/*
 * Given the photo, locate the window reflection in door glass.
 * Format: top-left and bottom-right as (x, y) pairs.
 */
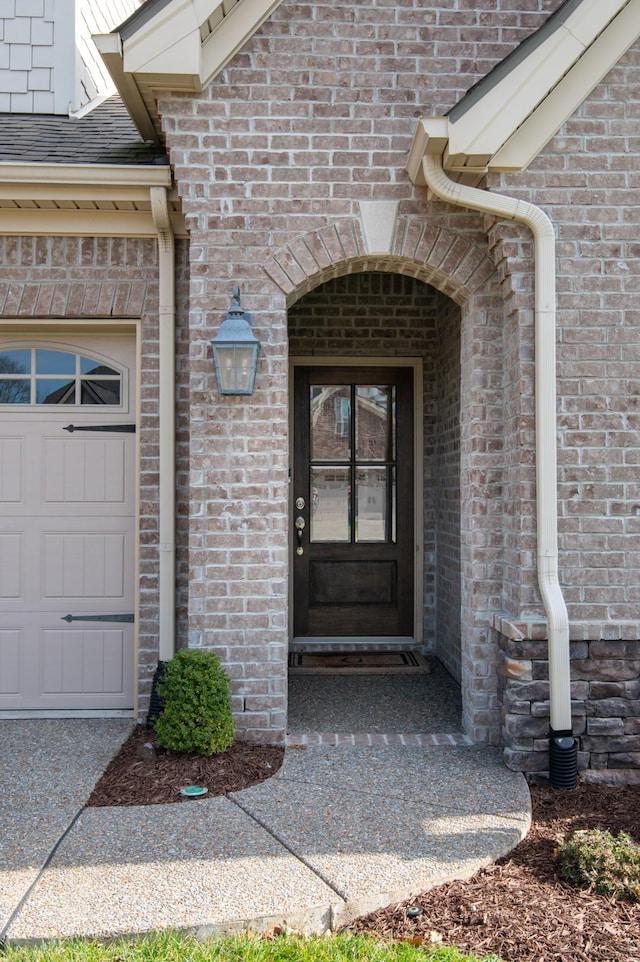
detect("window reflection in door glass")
(80, 356), (118, 376)
(310, 467), (350, 542)
(310, 386), (351, 461)
(81, 380), (121, 405)
(356, 386), (391, 461)
(0, 350), (31, 375)
(37, 379), (76, 404)
(0, 347), (123, 406)
(355, 466), (396, 542)
(0, 379), (30, 403)
(36, 349), (76, 375)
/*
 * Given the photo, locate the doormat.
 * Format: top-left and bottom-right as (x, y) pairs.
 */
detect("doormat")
(288, 651), (432, 674)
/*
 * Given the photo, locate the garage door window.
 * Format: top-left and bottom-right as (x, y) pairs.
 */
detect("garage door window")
(0, 348), (123, 406)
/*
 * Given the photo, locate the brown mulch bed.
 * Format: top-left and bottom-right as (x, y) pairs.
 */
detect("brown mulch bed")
(349, 780), (640, 962)
(86, 725), (284, 806)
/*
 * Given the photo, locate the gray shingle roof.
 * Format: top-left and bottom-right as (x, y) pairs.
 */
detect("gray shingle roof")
(0, 97), (167, 166)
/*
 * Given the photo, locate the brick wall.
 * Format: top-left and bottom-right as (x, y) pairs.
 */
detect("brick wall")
(159, 0), (640, 758)
(434, 296), (461, 682)
(161, 0), (559, 745)
(487, 38), (640, 778)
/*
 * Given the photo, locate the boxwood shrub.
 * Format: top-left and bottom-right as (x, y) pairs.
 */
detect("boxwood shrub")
(154, 649), (235, 756)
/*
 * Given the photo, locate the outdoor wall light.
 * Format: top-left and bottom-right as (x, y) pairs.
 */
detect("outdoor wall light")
(211, 286), (261, 395)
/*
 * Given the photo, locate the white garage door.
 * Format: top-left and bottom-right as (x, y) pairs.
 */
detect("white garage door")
(0, 334), (136, 711)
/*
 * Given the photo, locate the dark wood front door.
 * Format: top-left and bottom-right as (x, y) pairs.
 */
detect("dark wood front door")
(293, 366), (414, 637)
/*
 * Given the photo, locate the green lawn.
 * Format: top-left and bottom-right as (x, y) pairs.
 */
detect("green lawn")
(2, 932), (502, 962)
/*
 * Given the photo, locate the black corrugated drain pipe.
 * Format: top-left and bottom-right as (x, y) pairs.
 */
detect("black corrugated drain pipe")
(146, 660), (168, 729)
(549, 728), (578, 789)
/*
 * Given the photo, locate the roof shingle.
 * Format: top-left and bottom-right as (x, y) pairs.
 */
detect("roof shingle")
(0, 97), (167, 166)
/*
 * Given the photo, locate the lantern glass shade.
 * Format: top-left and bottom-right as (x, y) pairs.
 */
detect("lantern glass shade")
(211, 288), (261, 395)
(213, 341), (260, 395)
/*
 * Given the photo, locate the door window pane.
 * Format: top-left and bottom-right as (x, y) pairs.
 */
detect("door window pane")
(80, 356), (118, 376)
(0, 379), (31, 403)
(356, 386), (391, 461)
(356, 467), (395, 542)
(81, 380), (121, 405)
(37, 379), (76, 404)
(0, 350), (31, 375)
(311, 386), (351, 461)
(36, 349), (76, 375)
(0, 347), (123, 406)
(310, 467), (350, 542)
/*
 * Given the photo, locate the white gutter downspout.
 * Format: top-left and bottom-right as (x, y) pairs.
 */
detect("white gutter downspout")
(423, 153), (576, 785)
(150, 186), (176, 664)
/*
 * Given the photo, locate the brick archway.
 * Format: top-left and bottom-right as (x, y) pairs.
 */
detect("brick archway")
(263, 216), (496, 305)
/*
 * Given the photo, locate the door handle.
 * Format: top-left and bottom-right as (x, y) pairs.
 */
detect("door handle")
(295, 515), (306, 555)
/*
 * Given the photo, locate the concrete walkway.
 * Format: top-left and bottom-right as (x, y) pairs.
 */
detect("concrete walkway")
(0, 719), (531, 945)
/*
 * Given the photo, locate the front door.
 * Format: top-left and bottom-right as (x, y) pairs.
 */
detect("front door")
(293, 366), (414, 638)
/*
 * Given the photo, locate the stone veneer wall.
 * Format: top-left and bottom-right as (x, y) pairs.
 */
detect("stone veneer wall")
(497, 618), (640, 785)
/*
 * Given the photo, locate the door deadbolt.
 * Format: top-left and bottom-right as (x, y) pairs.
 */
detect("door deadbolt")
(295, 496), (305, 509)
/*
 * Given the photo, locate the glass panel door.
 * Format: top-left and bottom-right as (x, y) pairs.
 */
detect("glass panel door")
(294, 366), (413, 638)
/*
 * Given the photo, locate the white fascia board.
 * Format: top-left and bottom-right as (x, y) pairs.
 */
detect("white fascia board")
(121, 0), (201, 74)
(123, 21), (202, 87)
(200, 0), (285, 87)
(0, 163), (172, 189)
(94, 33), (162, 143)
(0, 208), (187, 237)
(447, 0), (631, 164)
(121, 0), (284, 90)
(492, 0), (640, 171)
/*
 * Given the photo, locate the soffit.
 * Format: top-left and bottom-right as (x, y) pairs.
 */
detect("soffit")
(0, 163), (186, 237)
(95, 0), (284, 142)
(407, 0), (640, 184)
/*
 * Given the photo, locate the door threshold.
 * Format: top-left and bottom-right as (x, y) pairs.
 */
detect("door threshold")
(291, 636), (416, 649)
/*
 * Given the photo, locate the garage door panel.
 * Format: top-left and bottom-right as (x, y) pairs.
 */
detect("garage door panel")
(43, 438), (128, 505)
(0, 629), (21, 694)
(0, 534), (23, 599)
(0, 438), (23, 502)
(0, 333), (136, 712)
(40, 628), (130, 697)
(42, 532), (127, 601)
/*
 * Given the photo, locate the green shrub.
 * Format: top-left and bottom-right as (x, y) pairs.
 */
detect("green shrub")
(154, 649), (235, 756)
(557, 827), (640, 902)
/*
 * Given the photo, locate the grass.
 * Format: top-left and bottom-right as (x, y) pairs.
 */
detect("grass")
(1, 932), (503, 962)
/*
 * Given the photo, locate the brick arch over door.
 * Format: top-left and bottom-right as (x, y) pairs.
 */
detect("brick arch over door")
(262, 216), (497, 307)
(271, 219), (510, 744)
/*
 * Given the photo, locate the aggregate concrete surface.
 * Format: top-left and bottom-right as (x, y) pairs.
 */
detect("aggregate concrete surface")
(0, 719), (531, 944)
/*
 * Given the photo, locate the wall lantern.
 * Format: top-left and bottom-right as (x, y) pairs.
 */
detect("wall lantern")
(211, 286), (261, 395)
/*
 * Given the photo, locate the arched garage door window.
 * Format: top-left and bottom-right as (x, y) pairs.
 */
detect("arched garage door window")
(0, 347), (124, 407)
